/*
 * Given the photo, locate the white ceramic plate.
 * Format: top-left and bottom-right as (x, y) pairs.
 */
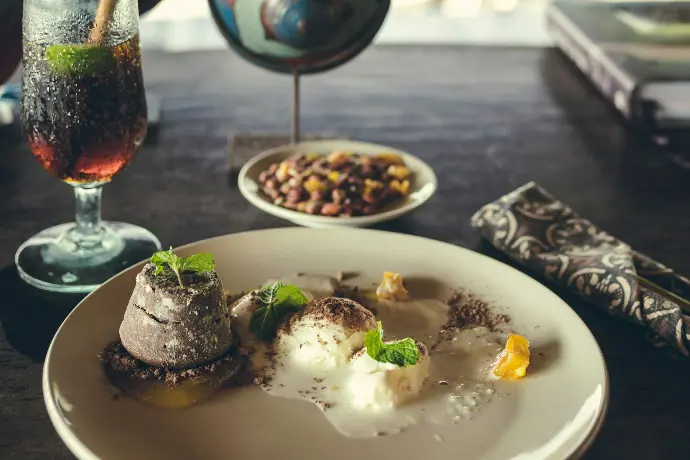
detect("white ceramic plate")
(237, 140), (438, 228)
(43, 228), (608, 460)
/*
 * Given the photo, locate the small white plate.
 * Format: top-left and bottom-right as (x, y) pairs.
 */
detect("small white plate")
(237, 140), (438, 228)
(44, 228), (608, 460)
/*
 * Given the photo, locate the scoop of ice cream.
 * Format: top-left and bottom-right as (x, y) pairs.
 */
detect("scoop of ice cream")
(276, 297), (377, 370)
(347, 342), (429, 411)
(119, 263), (233, 369)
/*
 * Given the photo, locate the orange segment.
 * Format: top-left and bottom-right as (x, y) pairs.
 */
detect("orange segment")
(376, 271), (408, 301)
(492, 333), (530, 380)
(138, 379), (216, 408)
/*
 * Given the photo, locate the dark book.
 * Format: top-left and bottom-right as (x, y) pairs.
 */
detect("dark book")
(546, 0), (690, 131)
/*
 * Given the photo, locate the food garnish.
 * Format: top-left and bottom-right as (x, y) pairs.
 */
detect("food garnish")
(250, 282), (308, 341)
(492, 333), (530, 380)
(376, 272), (408, 301)
(364, 321), (420, 367)
(45, 44), (116, 77)
(150, 247), (215, 288)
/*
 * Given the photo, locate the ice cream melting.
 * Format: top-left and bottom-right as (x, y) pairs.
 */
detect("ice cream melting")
(229, 274), (507, 438)
(276, 297), (377, 370)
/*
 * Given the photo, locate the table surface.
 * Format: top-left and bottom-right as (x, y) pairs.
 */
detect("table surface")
(2, 46), (690, 460)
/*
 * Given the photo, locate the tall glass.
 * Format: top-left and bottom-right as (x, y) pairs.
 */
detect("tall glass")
(16, 0), (161, 293)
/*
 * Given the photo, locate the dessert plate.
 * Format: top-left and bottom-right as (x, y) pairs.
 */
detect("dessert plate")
(43, 228), (608, 460)
(237, 140), (437, 228)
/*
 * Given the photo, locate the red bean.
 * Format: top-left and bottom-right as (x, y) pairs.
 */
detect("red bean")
(332, 189), (347, 204)
(286, 189), (303, 203)
(321, 203), (342, 216)
(265, 179), (279, 190)
(305, 201), (323, 215)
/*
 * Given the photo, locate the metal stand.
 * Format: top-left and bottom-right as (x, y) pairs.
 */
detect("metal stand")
(225, 72), (346, 172)
(291, 71), (300, 144)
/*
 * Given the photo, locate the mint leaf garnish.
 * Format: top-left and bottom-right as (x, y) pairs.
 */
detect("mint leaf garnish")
(364, 321), (420, 367)
(150, 248), (177, 276)
(250, 282), (308, 341)
(150, 247), (215, 288)
(45, 44), (116, 77)
(256, 281), (284, 306)
(180, 253), (215, 274)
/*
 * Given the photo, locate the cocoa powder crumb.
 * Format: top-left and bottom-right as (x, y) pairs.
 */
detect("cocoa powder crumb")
(443, 290), (509, 332)
(99, 340), (244, 388)
(333, 285), (377, 315)
(280, 297), (376, 336)
(318, 401), (333, 410)
(225, 291), (247, 306)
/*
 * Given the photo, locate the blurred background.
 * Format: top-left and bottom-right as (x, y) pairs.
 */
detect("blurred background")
(139, 0), (550, 50)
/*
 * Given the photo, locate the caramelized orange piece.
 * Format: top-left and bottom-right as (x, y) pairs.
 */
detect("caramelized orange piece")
(376, 272), (408, 301)
(492, 334), (530, 380)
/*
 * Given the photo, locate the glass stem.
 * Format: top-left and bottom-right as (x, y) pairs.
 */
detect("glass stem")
(74, 187), (103, 239)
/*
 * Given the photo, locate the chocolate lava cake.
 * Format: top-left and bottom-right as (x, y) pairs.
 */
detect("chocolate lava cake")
(101, 263), (244, 391)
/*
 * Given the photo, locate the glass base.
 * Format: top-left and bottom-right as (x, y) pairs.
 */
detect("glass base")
(15, 221), (161, 294)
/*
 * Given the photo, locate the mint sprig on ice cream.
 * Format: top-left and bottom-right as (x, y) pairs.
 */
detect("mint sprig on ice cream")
(250, 282), (308, 341)
(364, 321), (420, 367)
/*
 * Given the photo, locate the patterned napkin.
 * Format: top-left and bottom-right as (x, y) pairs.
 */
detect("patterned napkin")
(471, 181), (690, 356)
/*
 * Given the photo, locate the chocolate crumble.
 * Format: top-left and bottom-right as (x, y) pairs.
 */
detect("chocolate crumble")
(99, 340), (245, 388)
(333, 285), (377, 315)
(279, 297), (376, 335)
(443, 290), (509, 331)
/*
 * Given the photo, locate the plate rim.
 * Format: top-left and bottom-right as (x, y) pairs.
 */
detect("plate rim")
(237, 139), (438, 226)
(43, 227), (609, 460)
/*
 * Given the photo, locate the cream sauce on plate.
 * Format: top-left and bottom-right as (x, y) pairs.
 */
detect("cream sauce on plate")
(230, 275), (508, 438)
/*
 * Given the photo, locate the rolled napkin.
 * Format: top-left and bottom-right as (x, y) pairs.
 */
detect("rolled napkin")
(471, 181), (690, 356)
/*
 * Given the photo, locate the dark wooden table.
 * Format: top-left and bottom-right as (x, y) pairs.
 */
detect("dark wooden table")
(1, 46), (689, 459)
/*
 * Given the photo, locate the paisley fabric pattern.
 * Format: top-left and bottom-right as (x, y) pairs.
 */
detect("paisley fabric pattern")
(471, 181), (690, 356)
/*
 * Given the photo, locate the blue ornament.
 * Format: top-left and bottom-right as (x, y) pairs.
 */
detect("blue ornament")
(209, 0), (390, 75)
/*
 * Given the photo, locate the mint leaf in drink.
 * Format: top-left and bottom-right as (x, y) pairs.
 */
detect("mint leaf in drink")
(45, 44), (116, 77)
(364, 321), (420, 367)
(250, 282), (308, 341)
(150, 247), (216, 288)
